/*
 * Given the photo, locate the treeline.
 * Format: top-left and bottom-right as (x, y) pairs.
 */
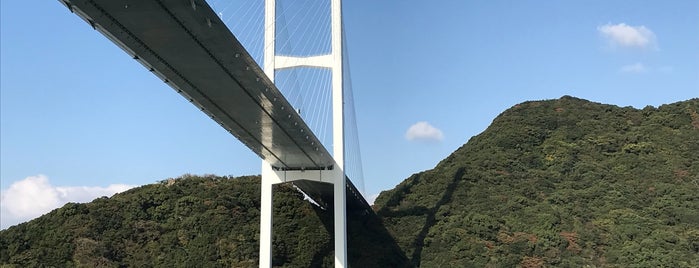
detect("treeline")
(2, 96), (698, 267)
(374, 96), (699, 267)
(0, 175), (408, 267)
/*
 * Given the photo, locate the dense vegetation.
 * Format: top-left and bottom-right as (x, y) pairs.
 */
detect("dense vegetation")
(2, 96), (697, 267)
(374, 96), (699, 267)
(0, 175), (407, 267)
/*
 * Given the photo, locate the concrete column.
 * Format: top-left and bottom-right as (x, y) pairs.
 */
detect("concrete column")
(260, 1), (275, 266)
(259, 171), (273, 268)
(263, 0), (275, 81)
(330, 0), (347, 266)
(261, 0), (347, 266)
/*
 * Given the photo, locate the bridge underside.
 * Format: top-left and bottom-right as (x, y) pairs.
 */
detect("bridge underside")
(60, 0), (368, 210)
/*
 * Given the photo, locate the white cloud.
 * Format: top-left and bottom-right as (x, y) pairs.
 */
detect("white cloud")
(405, 121), (444, 142)
(620, 63), (648, 73)
(598, 23), (656, 49)
(1, 175), (136, 229)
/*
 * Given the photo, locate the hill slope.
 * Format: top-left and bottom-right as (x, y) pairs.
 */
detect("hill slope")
(2, 96), (698, 267)
(374, 96), (699, 267)
(0, 175), (407, 267)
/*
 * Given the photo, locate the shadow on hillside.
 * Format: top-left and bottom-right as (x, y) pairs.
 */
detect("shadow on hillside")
(377, 168), (465, 267)
(409, 168), (464, 266)
(313, 205), (412, 267)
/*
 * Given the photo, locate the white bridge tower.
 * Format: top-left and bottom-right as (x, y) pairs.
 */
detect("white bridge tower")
(259, 0), (347, 267)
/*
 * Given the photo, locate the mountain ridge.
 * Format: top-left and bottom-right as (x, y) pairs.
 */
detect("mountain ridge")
(374, 96), (699, 266)
(2, 96), (698, 267)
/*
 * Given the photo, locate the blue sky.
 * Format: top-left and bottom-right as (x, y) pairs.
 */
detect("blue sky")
(1, 0), (698, 228)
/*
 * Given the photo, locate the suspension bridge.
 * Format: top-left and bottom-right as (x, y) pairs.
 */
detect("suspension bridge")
(59, 0), (368, 267)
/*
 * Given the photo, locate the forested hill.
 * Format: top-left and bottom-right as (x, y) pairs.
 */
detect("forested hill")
(2, 96), (698, 267)
(0, 175), (408, 267)
(373, 96), (699, 267)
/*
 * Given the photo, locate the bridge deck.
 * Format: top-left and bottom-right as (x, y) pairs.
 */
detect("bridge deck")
(60, 0), (369, 210)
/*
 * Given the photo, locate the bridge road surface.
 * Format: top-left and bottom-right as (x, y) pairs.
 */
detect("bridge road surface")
(59, 0), (369, 211)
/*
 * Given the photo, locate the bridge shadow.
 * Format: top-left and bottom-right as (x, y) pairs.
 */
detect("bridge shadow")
(312, 205), (412, 267)
(376, 167), (465, 267)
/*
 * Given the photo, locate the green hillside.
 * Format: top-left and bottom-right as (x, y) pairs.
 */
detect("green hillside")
(2, 96), (698, 267)
(374, 96), (699, 267)
(0, 175), (407, 267)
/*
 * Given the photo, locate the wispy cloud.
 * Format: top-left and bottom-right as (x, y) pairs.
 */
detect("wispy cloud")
(406, 121), (444, 142)
(598, 23), (657, 49)
(0, 175), (136, 229)
(620, 63), (648, 73)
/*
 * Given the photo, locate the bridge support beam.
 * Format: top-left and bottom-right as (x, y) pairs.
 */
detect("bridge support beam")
(332, 171), (347, 268)
(259, 164), (345, 267)
(262, 0), (345, 267)
(259, 168), (274, 268)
